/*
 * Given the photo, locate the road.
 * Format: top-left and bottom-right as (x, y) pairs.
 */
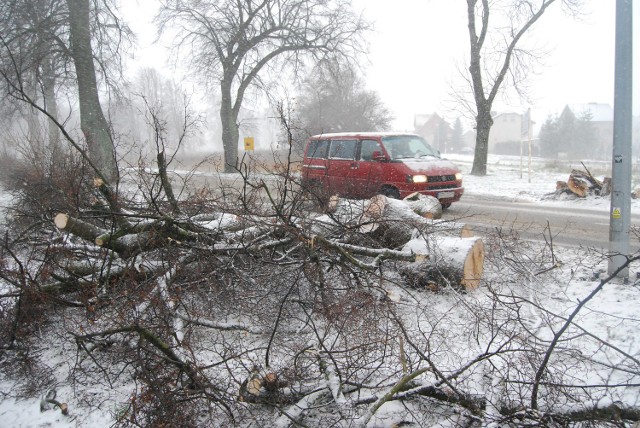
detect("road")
(444, 195), (640, 252)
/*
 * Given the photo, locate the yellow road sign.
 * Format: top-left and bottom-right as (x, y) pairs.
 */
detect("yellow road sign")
(244, 137), (255, 151)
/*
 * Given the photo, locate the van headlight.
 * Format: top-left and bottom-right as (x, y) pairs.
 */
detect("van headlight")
(455, 172), (463, 181)
(408, 175), (428, 183)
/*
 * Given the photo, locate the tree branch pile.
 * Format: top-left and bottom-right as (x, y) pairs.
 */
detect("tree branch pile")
(2, 0), (638, 424)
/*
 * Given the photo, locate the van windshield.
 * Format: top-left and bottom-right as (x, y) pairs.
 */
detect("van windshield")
(382, 135), (440, 160)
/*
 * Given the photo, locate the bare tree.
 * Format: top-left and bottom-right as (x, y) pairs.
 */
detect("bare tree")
(156, 0), (370, 173)
(0, 0), (68, 161)
(0, 0), (132, 184)
(66, 0), (118, 183)
(464, 0), (583, 176)
(296, 59), (394, 142)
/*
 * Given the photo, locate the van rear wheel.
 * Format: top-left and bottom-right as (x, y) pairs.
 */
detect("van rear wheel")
(380, 186), (400, 200)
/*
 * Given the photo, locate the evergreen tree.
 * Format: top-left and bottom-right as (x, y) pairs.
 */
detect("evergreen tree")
(450, 118), (464, 152)
(539, 106), (598, 159)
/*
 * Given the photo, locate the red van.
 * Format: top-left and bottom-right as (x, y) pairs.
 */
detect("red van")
(301, 132), (464, 207)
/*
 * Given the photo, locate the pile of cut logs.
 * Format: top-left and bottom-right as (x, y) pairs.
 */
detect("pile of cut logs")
(554, 164), (611, 198)
(318, 193), (484, 290)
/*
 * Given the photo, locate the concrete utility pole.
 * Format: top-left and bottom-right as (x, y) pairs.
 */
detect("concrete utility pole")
(608, 0), (633, 278)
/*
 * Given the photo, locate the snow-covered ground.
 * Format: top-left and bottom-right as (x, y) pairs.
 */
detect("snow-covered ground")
(446, 153), (640, 212)
(1, 154), (639, 427)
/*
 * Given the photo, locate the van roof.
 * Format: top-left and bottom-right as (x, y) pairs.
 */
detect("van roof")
(310, 132), (419, 139)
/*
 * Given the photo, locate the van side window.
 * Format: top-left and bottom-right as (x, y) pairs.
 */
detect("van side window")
(307, 139), (330, 159)
(360, 139), (381, 161)
(329, 139), (357, 159)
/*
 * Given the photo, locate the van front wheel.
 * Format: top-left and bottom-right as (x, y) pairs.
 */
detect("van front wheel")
(380, 186), (400, 200)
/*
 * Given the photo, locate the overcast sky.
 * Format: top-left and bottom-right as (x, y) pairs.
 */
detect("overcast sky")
(354, 0), (638, 130)
(124, 0), (638, 132)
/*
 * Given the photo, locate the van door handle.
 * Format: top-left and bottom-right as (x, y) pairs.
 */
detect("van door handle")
(350, 162), (359, 169)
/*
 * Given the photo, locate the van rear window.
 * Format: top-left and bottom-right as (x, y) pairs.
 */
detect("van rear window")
(306, 139), (330, 159)
(329, 139), (357, 159)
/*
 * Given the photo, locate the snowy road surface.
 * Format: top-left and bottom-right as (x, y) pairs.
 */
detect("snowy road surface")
(446, 194), (640, 251)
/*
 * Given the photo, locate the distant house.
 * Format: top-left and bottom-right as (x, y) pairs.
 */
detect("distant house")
(567, 103), (613, 159)
(413, 113), (452, 153)
(488, 111), (527, 154)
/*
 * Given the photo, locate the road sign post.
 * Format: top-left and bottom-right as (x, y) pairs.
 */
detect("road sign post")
(608, 0), (633, 278)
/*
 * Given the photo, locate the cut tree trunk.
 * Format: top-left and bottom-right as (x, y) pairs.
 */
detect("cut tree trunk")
(357, 195), (429, 247)
(567, 175), (589, 197)
(310, 195), (483, 289)
(402, 193), (443, 219)
(420, 219), (474, 238)
(328, 194), (442, 221)
(313, 195), (473, 246)
(318, 196), (427, 245)
(55, 213), (164, 258)
(326, 196), (371, 224)
(360, 195), (468, 247)
(565, 167), (610, 198)
(400, 236), (485, 290)
(55, 213), (107, 244)
(361, 194), (433, 228)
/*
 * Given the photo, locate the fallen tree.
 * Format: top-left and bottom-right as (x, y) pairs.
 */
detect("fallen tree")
(5, 80), (638, 427)
(6, 153), (640, 426)
(401, 235), (485, 290)
(53, 191), (483, 291)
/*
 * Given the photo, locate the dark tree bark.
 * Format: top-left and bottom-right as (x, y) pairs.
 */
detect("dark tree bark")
(220, 76), (240, 172)
(66, 0), (118, 184)
(0, 0), (131, 176)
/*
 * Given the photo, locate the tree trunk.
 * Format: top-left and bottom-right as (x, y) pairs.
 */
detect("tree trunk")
(471, 106), (492, 176)
(308, 196), (483, 289)
(402, 193), (443, 219)
(220, 78), (239, 173)
(42, 57), (61, 156)
(567, 175), (588, 197)
(67, 0), (118, 184)
(400, 236), (485, 290)
(318, 195), (469, 243)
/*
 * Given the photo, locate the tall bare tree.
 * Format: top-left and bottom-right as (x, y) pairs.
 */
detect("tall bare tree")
(156, 0), (370, 173)
(0, 0), (67, 158)
(0, 0), (131, 184)
(66, 0), (117, 183)
(464, 0), (582, 176)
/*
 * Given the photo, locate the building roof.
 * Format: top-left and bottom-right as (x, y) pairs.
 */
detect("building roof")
(414, 113), (444, 129)
(568, 103), (613, 122)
